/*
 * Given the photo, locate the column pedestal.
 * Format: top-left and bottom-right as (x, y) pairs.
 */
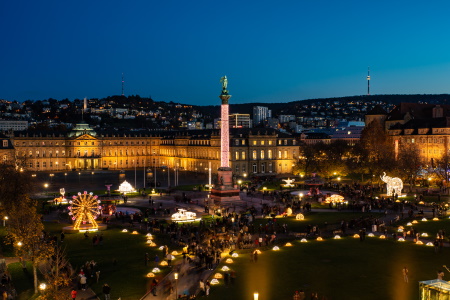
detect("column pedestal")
(210, 167), (240, 203)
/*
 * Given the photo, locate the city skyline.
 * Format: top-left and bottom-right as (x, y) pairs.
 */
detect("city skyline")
(2, 1), (450, 104)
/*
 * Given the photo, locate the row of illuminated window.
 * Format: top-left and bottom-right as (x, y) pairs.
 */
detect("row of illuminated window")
(235, 139), (296, 146)
(235, 150), (293, 160)
(422, 149), (445, 154)
(22, 148), (160, 158)
(406, 138), (448, 144)
(27, 158), (158, 169)
(233, 162), (290, 173)
(14, 140), (156, 147)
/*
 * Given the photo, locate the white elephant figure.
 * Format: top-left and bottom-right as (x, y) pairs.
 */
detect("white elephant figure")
(380, 172), (403, 196)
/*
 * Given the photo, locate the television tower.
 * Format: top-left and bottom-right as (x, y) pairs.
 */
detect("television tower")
(121, 73), (125, 96)
(367, 67), (370, 96)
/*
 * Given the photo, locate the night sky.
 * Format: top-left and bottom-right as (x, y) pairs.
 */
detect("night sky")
(2, 0), (450, 105)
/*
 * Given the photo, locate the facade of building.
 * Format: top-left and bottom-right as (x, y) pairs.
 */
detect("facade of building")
(229, 114), (251, 128)
(253, 106), (271, 125)
(0, 120), (29, 131)
(4, 126), (298, 176)
(367, 103), (450, 164)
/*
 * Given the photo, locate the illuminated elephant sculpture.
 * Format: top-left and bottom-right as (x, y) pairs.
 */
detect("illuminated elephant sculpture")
(380, 172), (403, 196)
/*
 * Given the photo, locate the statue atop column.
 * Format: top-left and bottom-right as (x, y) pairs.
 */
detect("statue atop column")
(220, 76), (228, 93)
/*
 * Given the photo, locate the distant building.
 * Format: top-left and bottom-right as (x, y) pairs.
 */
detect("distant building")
(331, 126), (364, 145)
(253, 106), (271, 125)
(229, 114), (251, 128)
(278, 115), (295, 123)
(264, 118), (279, 129)
(0, 120), (28, 132)
(187, 121), (204, 130)
(5, 126), (298, 175)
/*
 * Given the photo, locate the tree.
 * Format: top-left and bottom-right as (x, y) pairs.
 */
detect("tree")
(293, 143), (322, 176)
(7, 196), (54, 293)
(39, 246), (74, 300)
(397, 143), (422, 192)
(0, 160), (34, 216)
(359, 119), (396, 177)
(434, 153), (450, 194)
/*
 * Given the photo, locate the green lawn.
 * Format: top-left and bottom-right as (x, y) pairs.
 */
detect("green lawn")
(210, 238), (447, 300)
(7, 262), (36, 300)
(253, 212), (384, 232)
(397, 217), (450, 239)
(7, 221), (181, 300)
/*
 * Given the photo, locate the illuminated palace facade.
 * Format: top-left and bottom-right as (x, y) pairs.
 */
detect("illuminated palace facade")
(0, 124), (298, 176)
(366, 103), (450, 164)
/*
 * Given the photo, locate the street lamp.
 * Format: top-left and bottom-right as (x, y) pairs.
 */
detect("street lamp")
(174, 273), (178, 299)
(39, 283), (47, 292)
(17, 241), (23, 247)
(78, 172), (81, 183)
(44, 183), (49, 196)
(254, 292), (259, 300)
(3, 216), (8, 227)
(49, 173), (54, 183)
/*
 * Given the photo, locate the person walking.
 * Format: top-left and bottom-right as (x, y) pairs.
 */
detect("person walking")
(80, 275), (87, 291)
(402, 267), (408, 283)
(102, 283), (111, 300)
(199, 279), (205, 296)
(205, 280), (210, 297)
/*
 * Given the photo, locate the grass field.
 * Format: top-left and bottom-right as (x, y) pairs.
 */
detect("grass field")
(209, 237), (448, 300)
(6, 210), (450, 300)
(9, 222), (180, 300)
(252, 212), (384, 233)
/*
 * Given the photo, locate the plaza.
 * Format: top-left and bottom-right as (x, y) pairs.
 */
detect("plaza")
(4, 169), (450, 300)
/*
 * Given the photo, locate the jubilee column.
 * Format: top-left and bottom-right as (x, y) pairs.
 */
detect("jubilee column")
(210, 76), (240, 203)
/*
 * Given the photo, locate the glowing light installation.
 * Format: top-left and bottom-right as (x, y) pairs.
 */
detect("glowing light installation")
(380, 172), (403, 196)
(171, 209), (197, 222)
(118, 180), (135, 193)
(68, 191), (101, 230)
(282, 178), (295, 188)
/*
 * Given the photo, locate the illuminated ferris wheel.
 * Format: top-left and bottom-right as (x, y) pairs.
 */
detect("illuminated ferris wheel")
(68, 191), (101, 230)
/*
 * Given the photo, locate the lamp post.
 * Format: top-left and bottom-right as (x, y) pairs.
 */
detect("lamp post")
(43, 183), (49, 196)
(78, 172), (81, 183)
(39, 283), (47, 293)
(3, 216), (8, 227)
(174, 273), (178, 299)
(49, 173), (54, 183)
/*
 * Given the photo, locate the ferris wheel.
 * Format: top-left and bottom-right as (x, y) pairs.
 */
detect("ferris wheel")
(68, 191), (101, 230)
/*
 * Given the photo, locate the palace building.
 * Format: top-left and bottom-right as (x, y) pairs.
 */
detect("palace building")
(0, 124), (298, 176)
(366, 103), (450, 164)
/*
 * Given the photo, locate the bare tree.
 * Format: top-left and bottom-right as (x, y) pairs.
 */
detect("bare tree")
(397, 143), (422, 192)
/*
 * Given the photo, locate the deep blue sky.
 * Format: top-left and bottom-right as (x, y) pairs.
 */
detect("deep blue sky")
(2, 1), (450, 105)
